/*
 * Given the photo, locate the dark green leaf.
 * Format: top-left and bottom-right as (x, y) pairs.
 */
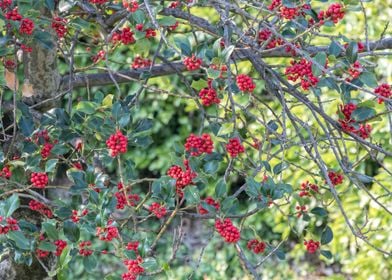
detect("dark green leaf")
(215, 179), (226, 197)
(38, 242), (56, 252)
(351, 107), (376, 122)
(5, 194), (20, 217)
(310, 207), (328, 217)
(42, 222), (58, 240)
(273, 162), (288, 175)
(320, 250), (333, 259)
(321, 226), (333, 245)
(8, 231), (31, 250)
(63, 220), (80, 242)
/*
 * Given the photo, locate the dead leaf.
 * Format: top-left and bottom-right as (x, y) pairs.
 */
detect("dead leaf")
(5, 69), (19, 91)
(22, 79), (34, 97)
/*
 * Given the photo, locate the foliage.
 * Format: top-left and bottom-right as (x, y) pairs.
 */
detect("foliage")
(0, 0), (391, 279)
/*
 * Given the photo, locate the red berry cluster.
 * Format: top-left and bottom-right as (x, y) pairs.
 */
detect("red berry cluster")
(236, 74), (256, 92)
(0, 166), (11, 179)
(71, 208), (88, 223)
(122, 256), (144, 280)
(198, 197), (220, 215)
(327, 171), (344, 186)
(247, 239), (266, 254)
(0, 216), (19, 234)
(52, 17), (68, 38)
(295, 205), (307, 218)
(3, 59), (15, 69)
(21, 44), (32, 53)
(338, 103), (372, 139)
(183, 55), (202, 71)
(36, 249), (50, 258)
(145, 28), (157, 38)
(0, 0), (12, 10)
(91, 50), (105, 63)
(304, 239), (320, 253)
(267, 0), (281, 11)
(54, 240), (67, 256)
(199, 87), (220, 106)
(131, 56), (152, 69)
(167, 159), (197, 195)
(285, 59), (319, 90)
(258, 29), (282, 49)
(347, 61), (362, 81)
(279, 6), (300, 20)
(96, 221), (119, 241)
(19, 18), (34, 35)
(149, 202), (167, 219)
(122, 0), (139, 12)
(126, 241), (139, 252)
(169, 1), (179, 8)
(5, 8), (22, 21)
(318, 3), (345, 24)
(299, 181), (319, 197)
(344, 42), (365, 53)
(184, 133), (214, 156)
(79, 241), (93, 256)
(112, 27), (136, 45)
(41, 142), (54, 159)
(89, 0), (108, 4)
(106, 130), (128, 157)
(31, 172), (49, 188)
(210, 64), (228, 78)
(169, 21), (179, 31)
(29, 200), (53, 218)
(226, 138), (245, 158)
(374, 83), (392, 104)
(215, 218), (240, 243)
(115, 189), (140, 209)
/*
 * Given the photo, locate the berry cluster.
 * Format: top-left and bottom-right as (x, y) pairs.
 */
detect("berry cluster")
(112, 27), (136, 45)
(199, 87), (220, 106)
(299, 181), (319, 197)
(52, 17), (68, 38)
(145, 28), (157, 38)
(167, 159), (197, 195)
(347, 61), (363, 81)
(198, 197), (220, 215)
(304, 239), (320, 253)
(91, 50), (105, 63)
(338, 103), (372, 139)
(31, 172), (49, 188)
(126, 241), (139, 252)
(0, 166), (11, 179)
(106, 130), (128, 157)
(36, 249), (50, 258)
(184, 133), (214, 156)
(183, 55), (202, 71)
(258, 29), (283, 49)
(115, 192), (140, 209)
(236, 74), (256, 92)
(41, 142), (54, 159)
(96, 221), (119, 241)
(19, 18), (34, 35)
(33, 129), (56, 159)
(285, 59), (319, 90)
(29, 200), (53, 218)
(344, 42), (365, 53)
(5, 8), (22, 21)
(79, 241), (93, 256)
(54, 240), (67, 256)
(21, 44), (32, 53)
(267, 0), (281, 11)
(131, 56), (152, 69)
(122, 257), (144, 280)
(327, 171), (344, 186)
(279, 6), (300, 20)
(71, 209), (88, 223)
(210, 64), (228, 78)
(295, 205), (307, 218)
(89, 0), (108, 4)
(318, 3), (345, 24)
(215, 218), (240, 243)
(149, 202), (167, 219)
(0, 0), (12, 10)
(122, 0), (139, 12)
(247, 239), (266, 254)
(226, 138), (245, 158)
(374, 83), (392, 104)
(0, 216), (19, 234)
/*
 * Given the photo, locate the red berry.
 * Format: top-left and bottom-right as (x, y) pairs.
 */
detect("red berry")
(184, 133), (214, 156)
(199, 87), (220, 106)
(304, 239), (320, 253)
(0, 166), (12, 179)
(247, 239), (266, 254)
(31, 172), (49, 188)
(52, 17), (68, 38)
(183, 55), (202, 71)
(79, 241), (93, 256)
(106, 130), (128, 157)
(226, 138), (245, 158)
(149, 202), (167, 219)
(198, 197), (220, 215)
(327, 171), (344, 186)
(236, 74), (256, 92)
(215, 218), (240, 243)
(285, 59), (320, 90)
(54, 240), (67, 256)
(19, 18), (34, 35)
(374, 83), (392, 104)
